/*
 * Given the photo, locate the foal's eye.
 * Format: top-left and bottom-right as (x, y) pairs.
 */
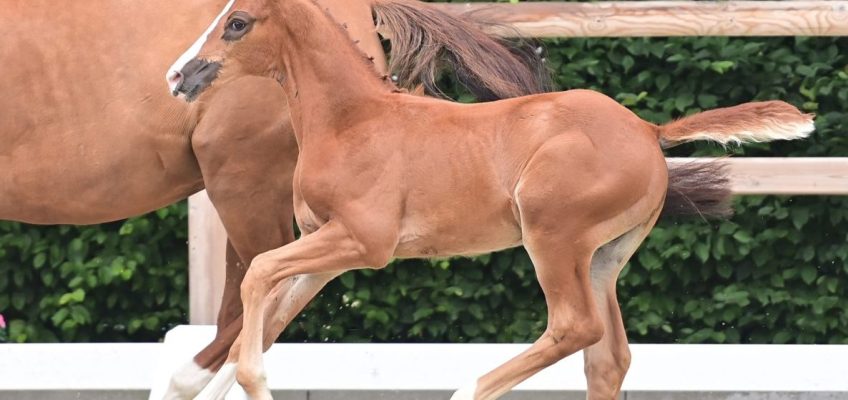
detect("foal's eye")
(228, 19), (247, 32)
(222, 12), (254, 41)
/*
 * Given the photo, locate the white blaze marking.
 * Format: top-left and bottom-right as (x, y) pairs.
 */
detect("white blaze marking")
(166, 0), (236, 93)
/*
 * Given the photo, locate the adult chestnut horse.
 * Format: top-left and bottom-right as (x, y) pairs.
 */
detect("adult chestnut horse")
(1, 0), (548, 398)
(171, 0), (814, 398)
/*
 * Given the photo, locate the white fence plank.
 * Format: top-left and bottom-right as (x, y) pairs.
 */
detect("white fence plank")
(0, 343), (161, 390)
(1, 330), (843, 396)
(153, 326), (848, 397)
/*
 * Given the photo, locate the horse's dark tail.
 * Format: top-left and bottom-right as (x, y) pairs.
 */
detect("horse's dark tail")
(372, 0), (552, 101)
(661, 160), (734, 219)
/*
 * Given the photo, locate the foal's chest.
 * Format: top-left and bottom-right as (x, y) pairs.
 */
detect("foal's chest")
(290, 149), (350, 235)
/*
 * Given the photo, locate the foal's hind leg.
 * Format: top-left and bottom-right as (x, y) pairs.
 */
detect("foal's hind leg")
(582, 226), (653, 400)
(453, 227), (605, 400)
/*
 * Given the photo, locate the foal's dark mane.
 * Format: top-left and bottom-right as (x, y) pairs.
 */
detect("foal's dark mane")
(309, 0), (400, 93)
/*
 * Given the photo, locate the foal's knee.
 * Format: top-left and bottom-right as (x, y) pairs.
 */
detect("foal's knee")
(547, 318), (604, 359)
(241, 253), (277, 295)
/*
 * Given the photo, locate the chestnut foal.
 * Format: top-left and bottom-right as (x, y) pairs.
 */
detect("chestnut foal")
(170, 0), (813, 398)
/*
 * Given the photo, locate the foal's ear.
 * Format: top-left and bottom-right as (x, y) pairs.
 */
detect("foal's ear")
(222, 11), (256, 41)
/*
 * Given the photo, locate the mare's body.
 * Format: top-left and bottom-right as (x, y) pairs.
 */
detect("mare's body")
(2, 1), (550, 398)
(0, 0), (215, 223)
(1, 0), (378, 397)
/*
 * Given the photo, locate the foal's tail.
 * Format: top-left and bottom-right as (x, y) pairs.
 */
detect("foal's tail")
(658, 100), (814, 219)
(372, 0), (552, 100)
(657, 101), (814, 148)
(661, 160), (733, 219)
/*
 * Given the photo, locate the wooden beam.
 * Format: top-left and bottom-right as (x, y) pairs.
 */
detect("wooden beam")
(434, 1), (848, 37)
(668, 157), (848, 195)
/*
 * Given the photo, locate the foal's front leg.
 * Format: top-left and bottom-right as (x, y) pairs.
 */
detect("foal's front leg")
(194, 271), (341, 400)
(235, 220), (392, 399)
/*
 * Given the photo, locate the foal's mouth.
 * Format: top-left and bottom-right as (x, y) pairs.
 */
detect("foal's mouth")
(170, 59), (222, 102)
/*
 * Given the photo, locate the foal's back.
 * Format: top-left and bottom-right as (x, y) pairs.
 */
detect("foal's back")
(378, 89), (665, 257)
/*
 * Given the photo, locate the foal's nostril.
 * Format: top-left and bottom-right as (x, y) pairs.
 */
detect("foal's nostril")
(170, 59), (222, 102)
(167, 70), (184, 95)
(168, 70), (183, 84)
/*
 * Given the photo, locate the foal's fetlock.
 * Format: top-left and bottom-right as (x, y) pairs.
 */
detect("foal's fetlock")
(586, 362), (628, 399)
(236, 366), (268, 397)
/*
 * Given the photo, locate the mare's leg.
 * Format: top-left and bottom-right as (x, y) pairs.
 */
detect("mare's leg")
(164, 76), (298, 399)
(582, 226), (653, 400)
(164, 241), (247, 400)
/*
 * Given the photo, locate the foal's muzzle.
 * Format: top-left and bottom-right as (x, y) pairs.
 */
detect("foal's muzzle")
(169, 59), (222, 102)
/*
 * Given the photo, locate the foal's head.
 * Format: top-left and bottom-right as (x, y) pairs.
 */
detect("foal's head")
(167, 0), (285, 102)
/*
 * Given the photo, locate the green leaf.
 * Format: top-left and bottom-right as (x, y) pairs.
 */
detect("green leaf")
(339, 273), (355, 289)
(800, 266), (817, 285)
(58, 289), (86, 305)
(709, 60), (735, 74)
(33, 253), (47, 269)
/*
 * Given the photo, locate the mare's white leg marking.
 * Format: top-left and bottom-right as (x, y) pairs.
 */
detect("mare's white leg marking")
(195, 362), (238, 400)
(450, 382), (478, 400)
(162, 360), (216, 400)
(166, 0), (236, 92)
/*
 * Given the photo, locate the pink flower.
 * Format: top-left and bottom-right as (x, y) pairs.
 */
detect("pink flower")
(0, 314), (6, 329)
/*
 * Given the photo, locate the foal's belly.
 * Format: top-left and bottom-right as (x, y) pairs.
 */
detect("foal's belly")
(394, 199), (523, 259)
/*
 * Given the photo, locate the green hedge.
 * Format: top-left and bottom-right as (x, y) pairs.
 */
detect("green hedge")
(0, 207), (188, 342)
(1, 33), (846, 343)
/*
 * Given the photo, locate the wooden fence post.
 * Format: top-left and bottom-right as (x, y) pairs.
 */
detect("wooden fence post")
(188, 191), (227, 325)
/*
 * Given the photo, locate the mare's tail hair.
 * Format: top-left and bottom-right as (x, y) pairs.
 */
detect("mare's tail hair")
(372, 0), (552, 100)
(658, 100), (814, 218)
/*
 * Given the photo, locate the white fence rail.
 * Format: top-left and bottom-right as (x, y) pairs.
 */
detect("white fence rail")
(1, 326), (846, 399)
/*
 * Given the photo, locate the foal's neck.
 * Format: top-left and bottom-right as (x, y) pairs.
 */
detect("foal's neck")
(276, 0), (392, 139)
